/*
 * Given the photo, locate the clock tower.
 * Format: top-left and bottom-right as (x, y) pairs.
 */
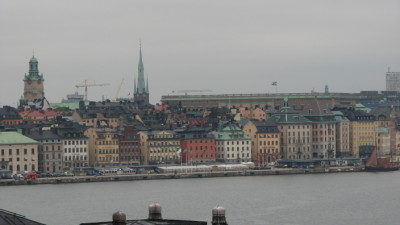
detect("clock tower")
(23, 55), (45, 101)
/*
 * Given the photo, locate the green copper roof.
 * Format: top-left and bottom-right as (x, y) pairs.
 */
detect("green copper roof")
(0, 131), (39, 145)
(161, 93), (359, 102)
(50, 101), (89, 110)
(30, 56), (38, 63)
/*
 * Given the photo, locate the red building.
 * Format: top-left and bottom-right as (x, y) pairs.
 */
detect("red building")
(178, 127), (216, 163)
(119, 125), (142, 165)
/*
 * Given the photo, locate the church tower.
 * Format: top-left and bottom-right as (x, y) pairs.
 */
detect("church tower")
(23, 55), (45, 101)
(134, 43), (149, 105)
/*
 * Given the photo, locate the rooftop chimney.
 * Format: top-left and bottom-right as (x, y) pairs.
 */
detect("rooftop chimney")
(148, 202), (162, 220)
(112, 211), (126, 225)
(212, 206), (227, 225)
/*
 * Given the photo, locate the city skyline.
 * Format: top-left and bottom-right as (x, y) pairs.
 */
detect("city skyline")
(1, 0), (400, 107)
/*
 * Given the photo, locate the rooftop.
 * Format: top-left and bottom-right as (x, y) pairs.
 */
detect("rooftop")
(0, 131), (38, 145)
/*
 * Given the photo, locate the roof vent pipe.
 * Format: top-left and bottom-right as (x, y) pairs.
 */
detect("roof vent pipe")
(212, 206), (228, 225)
(148, 203), (162, 220)
(112, 211), (126, 225)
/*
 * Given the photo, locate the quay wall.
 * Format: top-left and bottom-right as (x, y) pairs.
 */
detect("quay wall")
(0, 167), (364, 186)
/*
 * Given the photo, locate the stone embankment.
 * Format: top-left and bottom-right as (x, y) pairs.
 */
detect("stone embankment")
(0, 167), (364, 186)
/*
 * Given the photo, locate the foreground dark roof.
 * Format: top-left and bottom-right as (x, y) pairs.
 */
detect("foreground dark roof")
(0, 209), (45, 225)
(80, 219), (207, 225)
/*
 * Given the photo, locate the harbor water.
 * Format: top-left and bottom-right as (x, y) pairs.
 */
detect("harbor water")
(1, 171), (400, 225)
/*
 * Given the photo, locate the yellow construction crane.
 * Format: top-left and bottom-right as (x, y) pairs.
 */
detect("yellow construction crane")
(75, 80), (110, 101)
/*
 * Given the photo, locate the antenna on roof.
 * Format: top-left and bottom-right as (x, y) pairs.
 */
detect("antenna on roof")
(388, 67), (390, 73)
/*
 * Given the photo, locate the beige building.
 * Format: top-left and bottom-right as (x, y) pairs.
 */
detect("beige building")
(0, 131), (39, 173)
(377, 127), (390, 156)
(242, 120), (280, 166)
(139, 131), (181, 165)
(85, 128), (119, 166)
(332, 111), (351, 157)
(72, 111), (121, 129)
(268, 99), (312, 160)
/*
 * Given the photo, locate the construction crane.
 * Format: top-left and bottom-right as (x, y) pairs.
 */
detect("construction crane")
(75, 80), (111, 101)
(171, 90), (212, 95)
(114, 78), (124, 101)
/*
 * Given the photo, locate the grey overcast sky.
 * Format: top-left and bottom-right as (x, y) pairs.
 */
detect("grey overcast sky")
(1, 0), (399, 107)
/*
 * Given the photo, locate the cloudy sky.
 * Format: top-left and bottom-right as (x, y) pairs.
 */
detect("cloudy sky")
(1, 0), (399, 107)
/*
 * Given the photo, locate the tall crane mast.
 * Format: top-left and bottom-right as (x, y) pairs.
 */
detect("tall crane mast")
(75, 80), (111, 101)
(171, 90), (212, 95)
(114, 78), (124, 101)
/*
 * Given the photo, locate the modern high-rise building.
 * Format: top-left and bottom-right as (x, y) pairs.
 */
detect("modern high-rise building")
(23, 55), (45, 101)
(386, 70), (400, 92)
(134, 44), (149, 105)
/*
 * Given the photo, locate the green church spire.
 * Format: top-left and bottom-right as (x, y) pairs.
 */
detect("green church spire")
(136, 41), (146, 94)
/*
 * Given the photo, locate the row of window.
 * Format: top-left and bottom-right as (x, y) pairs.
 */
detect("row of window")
(1, 148), (35, 156)
(188, 139), (214, 144)
(96, 140), (118, 145)
(188, 146), (214, 150)
(8, 164), (35, 172)
(259, 148), (279, 154)
(64, 140), (87, 145)
(217, 141), (250, 145)
(64, 155), (87, 161)
(149, 141), (180, 146)
(149, 156), (179, 161)
(220, 153), (250, 158)
(97, 149), (119, 154)
(259, 141), (279, 146)
(65, 147), (87, 153)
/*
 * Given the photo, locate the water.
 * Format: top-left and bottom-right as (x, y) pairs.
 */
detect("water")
(1, 172), (400, 225)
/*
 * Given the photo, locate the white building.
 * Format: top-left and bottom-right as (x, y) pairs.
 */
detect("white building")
(212, 125), (251, 163)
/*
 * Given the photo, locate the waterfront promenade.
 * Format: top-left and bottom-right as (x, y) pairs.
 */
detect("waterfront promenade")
(0, 166), (363, 186)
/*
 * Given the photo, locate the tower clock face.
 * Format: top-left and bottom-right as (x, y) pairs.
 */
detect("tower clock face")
(27, 79), (32, 84)
(38, 80), (41, 84)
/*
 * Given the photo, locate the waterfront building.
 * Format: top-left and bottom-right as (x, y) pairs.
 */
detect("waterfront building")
(0, 131), (38, 173)
(332, 111), (351, 157)
(134, 44), (150, 106)
(267, 98), (312, 160)
(370, 106), (397, 154)
(342, 109), (378, 157)
(242, 120), (280, 166)
(119, 125), (142, 165)
(25, 129), (63, 173)
(23, 55), (45, 101)
(139, 130), (180, 164)
(211, 124), (251, 163)
(54, 122), (89, 168)
(300, 100), (337, 159)
(377, 127), (390, 156)
(178, 127), (216, 164)
(85, 128), (119, 166)
(0, 106), (22, 127)
(386, 70), (400, 92)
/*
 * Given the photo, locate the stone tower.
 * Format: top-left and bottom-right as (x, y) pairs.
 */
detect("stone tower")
(134, 43), (149, 105)
(23, 55), (44, 101)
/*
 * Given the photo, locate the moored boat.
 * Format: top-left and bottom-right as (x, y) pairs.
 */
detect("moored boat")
(365, 150), (400, 171)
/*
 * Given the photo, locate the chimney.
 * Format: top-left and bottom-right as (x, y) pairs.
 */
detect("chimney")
(148, 203), (162, 220)
(212, 206), (227, 225)
(112, 211), (126, 225)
